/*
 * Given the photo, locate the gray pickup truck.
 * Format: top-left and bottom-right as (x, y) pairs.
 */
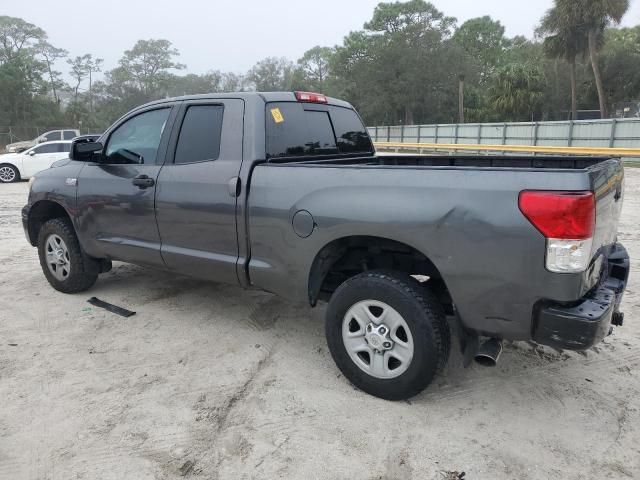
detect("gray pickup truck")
(23, 92), (629, 400)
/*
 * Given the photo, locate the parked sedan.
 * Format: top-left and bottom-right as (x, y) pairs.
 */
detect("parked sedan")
(0, 141), (72, 183)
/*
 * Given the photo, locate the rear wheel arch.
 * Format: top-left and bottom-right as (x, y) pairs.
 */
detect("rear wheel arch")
(307, 235), (453, 313)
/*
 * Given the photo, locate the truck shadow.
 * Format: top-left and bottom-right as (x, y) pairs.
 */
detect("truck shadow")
(94, 262), (633, 406)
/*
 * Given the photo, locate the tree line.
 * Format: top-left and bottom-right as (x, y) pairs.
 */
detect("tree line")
(0, 0), (638, 134)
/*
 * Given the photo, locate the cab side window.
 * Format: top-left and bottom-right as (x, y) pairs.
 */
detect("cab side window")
(174, 105), (224, 164)
(63, 131), (77, 140)
(104, 108), (171, 165)
(43, 131), (61, 142)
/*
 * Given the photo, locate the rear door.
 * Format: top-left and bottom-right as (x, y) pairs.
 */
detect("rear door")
(63, 130), (78, 140)
(155, 98), (244, 284)
(76, 105), (177, 267)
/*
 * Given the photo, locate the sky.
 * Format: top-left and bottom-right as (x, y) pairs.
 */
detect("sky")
(4, 0), (640, 79)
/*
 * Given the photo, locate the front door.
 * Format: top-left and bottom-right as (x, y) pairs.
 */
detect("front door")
(76, 105), (176, 267)
(21, 143), (64, 177)
(155, 99), (244, 284)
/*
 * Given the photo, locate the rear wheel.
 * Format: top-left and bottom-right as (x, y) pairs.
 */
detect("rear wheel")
(37, 218), (98, 293)
(0, 164), (19, 183)
(326, 271), (450, 400)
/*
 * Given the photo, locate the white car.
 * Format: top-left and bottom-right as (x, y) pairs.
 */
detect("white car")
(0, 141), (72, 183)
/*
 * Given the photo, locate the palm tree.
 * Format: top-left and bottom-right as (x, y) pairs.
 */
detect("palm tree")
(550, 0), (629, 118)
(488, 63), (546, 121)
(577, 0), (629, 118)
(538, 4), (586, 120)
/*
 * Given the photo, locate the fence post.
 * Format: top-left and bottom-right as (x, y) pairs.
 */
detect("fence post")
(454, 124), (459, 144)
(435, 124), (439, 144)
(477, 124), (482, 144)
(568, 120), (574, 147)
(502, 123), (507, 145)
(609, 119), (618, 148)
(417, 125), (422, 143)
(386, 126), (390, 142)
(374, 126), (378, 142)
(533, 122), (539, 146)
(400, 124), (405, 143)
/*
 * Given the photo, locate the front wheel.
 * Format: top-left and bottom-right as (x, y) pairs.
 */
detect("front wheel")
(325, 271), (450, 400)
(0, 164), (19, 183)
(37, 218), (98, 293)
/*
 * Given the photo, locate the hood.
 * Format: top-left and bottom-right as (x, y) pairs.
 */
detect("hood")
(5, 140), (35, 152)
(0, 151), (22, 161)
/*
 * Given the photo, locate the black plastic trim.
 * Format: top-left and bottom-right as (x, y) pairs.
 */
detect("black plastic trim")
(532, 242), (629, 350)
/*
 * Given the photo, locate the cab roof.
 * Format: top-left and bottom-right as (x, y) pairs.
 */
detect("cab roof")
(139, 91), (353, 110)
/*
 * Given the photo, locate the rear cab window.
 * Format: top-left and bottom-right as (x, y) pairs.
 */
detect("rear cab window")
(266, 102), (373, 160)
(174, 105), (224, 164)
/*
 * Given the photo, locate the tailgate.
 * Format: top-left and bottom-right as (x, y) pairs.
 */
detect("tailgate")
(590, 159), (625, 254)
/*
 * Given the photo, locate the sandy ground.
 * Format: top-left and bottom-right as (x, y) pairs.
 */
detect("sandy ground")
(1, 170), (639, 480)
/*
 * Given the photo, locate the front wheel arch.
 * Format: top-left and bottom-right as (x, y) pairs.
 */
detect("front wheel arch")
(27, 200), (73, 246)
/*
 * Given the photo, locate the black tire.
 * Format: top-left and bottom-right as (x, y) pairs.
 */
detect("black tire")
(37, 218), (98, 293)
(0, 164), (20, 183)
(325, 271), (450, 400)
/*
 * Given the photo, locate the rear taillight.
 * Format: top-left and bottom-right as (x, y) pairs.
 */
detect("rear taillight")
(294, 91), (328, 103)
(519, 191), (595, 273)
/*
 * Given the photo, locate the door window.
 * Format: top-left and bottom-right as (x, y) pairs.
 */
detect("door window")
(174, 105), (224, 164)
(104, 108), (171, 165)
(59, 143), (72, 153)
(43, 131), (61, 141)
(63, 131), (77, 140)
(31, 143), (58, 154)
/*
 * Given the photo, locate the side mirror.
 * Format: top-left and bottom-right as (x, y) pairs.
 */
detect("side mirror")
(71, 139), (103, 162)
(37, 136), (47, 143)
(28, 150), (36, 156)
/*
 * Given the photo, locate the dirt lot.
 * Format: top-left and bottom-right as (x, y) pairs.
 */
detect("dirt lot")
(1, 170), (639, 480)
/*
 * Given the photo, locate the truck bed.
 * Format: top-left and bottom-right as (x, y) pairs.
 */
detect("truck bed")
(247, 155), (624, 341)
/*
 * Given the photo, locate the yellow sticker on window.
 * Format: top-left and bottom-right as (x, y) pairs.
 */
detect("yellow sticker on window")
(270, 107), (284, 123)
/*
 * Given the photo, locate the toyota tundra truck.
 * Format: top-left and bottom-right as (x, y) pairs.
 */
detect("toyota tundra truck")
(22, 92), (629, 400)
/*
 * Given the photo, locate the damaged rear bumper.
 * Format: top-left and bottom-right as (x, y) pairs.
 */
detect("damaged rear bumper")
(532, 243), (629, 350)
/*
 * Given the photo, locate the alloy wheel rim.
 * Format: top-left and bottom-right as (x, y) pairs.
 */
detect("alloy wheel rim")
(45, 234), (71, 281)
(0, 166), (15, 182)
(342, 300), (414, 379)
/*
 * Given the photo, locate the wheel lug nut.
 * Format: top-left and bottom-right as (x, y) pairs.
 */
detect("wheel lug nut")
(379, 327), (386, 334)
(383, 342), (391, 348)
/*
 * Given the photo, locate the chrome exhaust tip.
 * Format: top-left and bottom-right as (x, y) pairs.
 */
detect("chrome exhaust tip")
(474, 338), (503, 367)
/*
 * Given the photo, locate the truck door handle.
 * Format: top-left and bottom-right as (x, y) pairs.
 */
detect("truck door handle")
(227, 176), (241, 197)
(132, 174), (155, 189)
